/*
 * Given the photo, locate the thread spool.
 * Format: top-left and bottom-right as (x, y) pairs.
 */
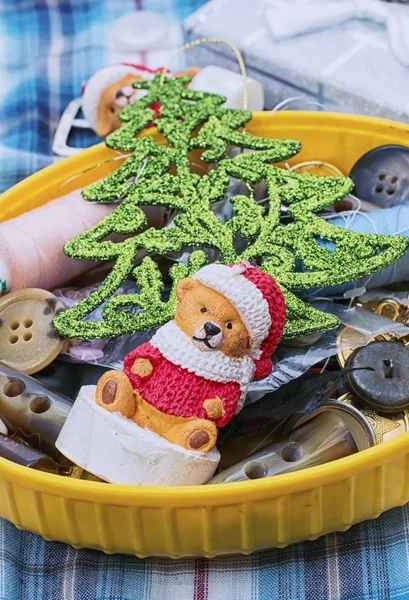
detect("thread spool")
(0, 189), (166, 294)
(0, 190), (115, 293)
(312, 204), (409, 298)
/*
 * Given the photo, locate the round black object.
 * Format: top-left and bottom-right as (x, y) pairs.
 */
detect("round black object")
(349, 145), (409, 208)
(345, 341), (409, 413)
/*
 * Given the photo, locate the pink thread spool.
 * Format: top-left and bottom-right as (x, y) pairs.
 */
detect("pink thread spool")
(0, 191), (116, 293)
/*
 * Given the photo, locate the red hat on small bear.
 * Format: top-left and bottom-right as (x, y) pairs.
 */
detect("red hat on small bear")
(192, 262), (286, 381)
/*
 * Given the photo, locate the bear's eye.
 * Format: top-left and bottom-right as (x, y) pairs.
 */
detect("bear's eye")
(226, 322), (233, 329)
(200, 307), (207, 313)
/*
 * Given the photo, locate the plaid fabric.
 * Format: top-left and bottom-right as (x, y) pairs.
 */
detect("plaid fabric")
(2, 506), (409, 600)
(1, 1), (409, 599)
(0, 0), (205, 193)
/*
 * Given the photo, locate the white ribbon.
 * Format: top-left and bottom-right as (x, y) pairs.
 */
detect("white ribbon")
(265, 0), (409, 67)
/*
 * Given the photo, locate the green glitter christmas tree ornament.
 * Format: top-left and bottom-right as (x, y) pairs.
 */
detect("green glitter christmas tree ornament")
(53, 73), (409, 341)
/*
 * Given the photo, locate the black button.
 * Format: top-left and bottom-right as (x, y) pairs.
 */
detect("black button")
(349, 145), (409, 208)
(345, 341), (409, 412)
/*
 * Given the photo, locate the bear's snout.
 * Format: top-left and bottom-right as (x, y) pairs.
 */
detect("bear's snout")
(204, 322), (221, 337)
(193, 321), (223, 351)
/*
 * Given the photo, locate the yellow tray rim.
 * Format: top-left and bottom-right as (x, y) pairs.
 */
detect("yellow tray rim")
(1, 110), (409, 508)
(2, 425), (409, 505)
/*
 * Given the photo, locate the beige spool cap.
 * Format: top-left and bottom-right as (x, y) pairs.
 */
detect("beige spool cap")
(0, 289), (65, 374)
(290, 161), (344, 177)
(339, 393), (409, 445)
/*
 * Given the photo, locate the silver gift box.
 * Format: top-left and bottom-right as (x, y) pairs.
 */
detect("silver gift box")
(183, 0), (409, 121)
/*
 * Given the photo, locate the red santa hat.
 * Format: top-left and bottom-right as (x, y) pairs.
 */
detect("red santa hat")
(193, 262), (286, 380)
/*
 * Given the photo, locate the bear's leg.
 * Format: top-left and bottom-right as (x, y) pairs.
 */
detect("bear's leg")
(95, 371), (135, 418)
(132, 393), (218, 453)
(168, 419), (218, 453)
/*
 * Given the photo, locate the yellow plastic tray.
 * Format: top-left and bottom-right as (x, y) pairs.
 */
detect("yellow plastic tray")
(1, 112), (409, 558)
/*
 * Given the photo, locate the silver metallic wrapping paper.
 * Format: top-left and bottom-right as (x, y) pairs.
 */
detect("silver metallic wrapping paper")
(183, 0), (409, 121)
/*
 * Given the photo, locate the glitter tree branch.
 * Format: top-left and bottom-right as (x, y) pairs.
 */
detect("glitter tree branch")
(53, 74), (409, 341)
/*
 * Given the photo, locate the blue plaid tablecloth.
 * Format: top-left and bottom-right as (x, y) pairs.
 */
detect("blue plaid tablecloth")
(1, 1), (409, 599)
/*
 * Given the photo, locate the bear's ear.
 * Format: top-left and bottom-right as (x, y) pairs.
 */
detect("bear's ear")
(176, 278), (200, 301)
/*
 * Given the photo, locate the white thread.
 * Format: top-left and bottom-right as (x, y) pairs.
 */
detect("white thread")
(320, 356), (330, 374)
(393, 224), (409, 236)
(60, 152), (133, 190)
(310, 296), (334, 305)
(270, 96), (305, 114)
(269, 96), (328, 115)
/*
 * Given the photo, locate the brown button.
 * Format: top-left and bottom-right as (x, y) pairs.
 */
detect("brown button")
(0, 289), (65, 374)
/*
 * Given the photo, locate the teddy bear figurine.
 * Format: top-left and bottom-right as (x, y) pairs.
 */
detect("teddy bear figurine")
(81, 64), (201, 137)
(56, 263), (286, 485)
(96, 263), (286, 449)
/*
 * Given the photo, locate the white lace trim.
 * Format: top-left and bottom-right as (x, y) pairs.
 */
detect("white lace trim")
(151, 321), (255, 389)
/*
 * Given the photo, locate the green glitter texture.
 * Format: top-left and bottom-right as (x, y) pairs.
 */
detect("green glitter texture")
(53, 74), (409, 341)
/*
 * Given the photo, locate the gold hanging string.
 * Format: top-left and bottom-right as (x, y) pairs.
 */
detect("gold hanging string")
(61, 41), (248, 193)
(159, 38), (248, 111)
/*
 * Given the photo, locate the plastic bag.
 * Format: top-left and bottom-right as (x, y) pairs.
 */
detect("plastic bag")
(247, 301), (409, 401)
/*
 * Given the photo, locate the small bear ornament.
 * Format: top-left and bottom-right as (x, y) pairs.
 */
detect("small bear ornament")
(81, 64), (200, 137)
(56, 263), (286, 485)
(96, 263), (286, 450)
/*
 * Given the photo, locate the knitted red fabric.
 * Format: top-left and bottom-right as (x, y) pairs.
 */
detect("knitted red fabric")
(123, 265), (286, 428)
(124, 343), (241, 427)
(241, 267), (286, 381)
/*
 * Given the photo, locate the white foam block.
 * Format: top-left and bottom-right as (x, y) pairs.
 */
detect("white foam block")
(56, 386), (220, 486)
(189, 65), (264, 112)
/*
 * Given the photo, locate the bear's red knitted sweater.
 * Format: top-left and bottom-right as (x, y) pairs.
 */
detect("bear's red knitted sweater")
(123, 320), (257, 428)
